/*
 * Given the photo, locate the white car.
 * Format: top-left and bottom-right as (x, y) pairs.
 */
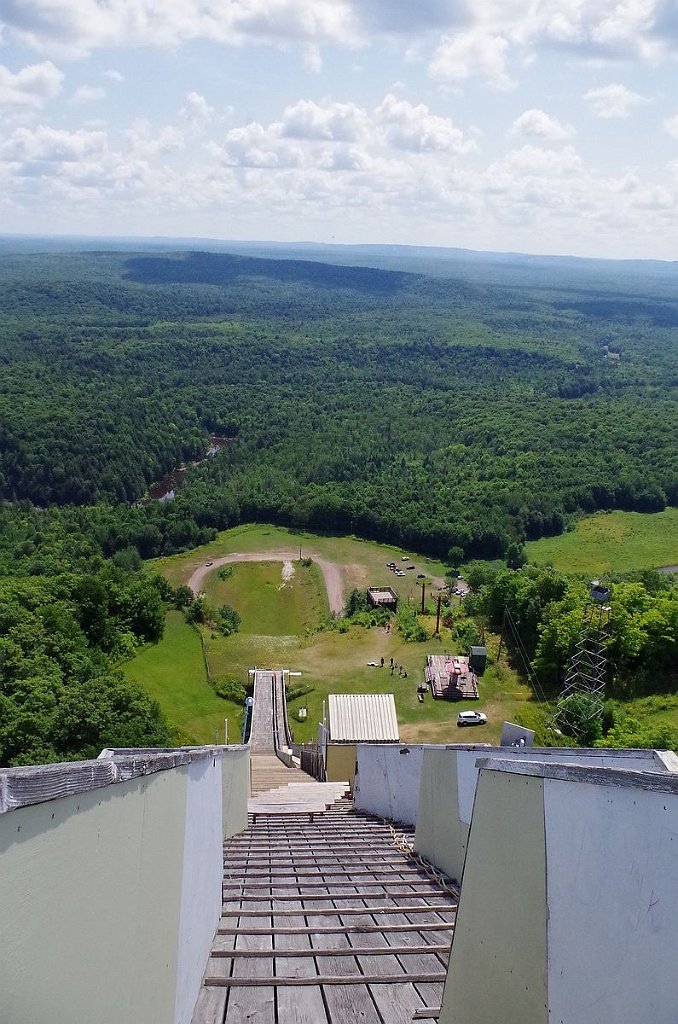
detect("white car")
(457, 710), (487, 727)
(205, 561), (213, 567)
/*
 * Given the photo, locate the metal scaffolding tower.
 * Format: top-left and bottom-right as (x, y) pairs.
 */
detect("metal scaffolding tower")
(555, 580), (611, 735)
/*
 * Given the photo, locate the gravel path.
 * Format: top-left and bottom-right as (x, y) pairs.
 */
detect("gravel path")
(187, 549), (345, 615)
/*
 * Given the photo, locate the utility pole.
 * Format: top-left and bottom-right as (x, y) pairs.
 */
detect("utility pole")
(421, 580), (426, 615)
(496, 609), (507, 663)
(435, 594), (442, 635)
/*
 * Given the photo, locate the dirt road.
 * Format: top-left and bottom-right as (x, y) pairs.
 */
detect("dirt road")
(187, 550), (345, 615)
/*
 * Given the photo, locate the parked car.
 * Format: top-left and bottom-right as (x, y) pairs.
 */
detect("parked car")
(457, 710), (488, 727)
(395, 569), (406, 577)
(406, 565), (415, 569)
(205, 561), (213, 567)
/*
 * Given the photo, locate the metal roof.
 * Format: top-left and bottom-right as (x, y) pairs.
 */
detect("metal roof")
(328, 693), (399, 743)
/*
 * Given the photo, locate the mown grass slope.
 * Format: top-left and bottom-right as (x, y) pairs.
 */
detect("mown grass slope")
(123, 610), (242, 745)
(527, 508), (678, 574)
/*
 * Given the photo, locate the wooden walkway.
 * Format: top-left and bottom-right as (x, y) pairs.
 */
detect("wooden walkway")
(192, 799), (457, 1024)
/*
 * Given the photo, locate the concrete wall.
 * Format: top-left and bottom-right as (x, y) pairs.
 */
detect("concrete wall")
(326, 744), (356, 786)
(354, 744), (429, 826)
(415, 744), (677, 882)
(439, 761), (678, 1024)
(221, 744), (250, 838)
(0, 745), (249, 1024)
(440, 768), (548, 1024)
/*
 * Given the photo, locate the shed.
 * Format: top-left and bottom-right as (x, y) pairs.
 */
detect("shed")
(321, 693), (400, 786)
(469, 646), (487, 674)
(367, 587), (398, 611)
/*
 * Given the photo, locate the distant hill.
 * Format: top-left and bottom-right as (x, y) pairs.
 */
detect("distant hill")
(2, 234), (677, 298)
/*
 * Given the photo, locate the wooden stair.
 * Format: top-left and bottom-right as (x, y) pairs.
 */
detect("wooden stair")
(192, 793), (458, 1024)
(250, 754), (312, 796)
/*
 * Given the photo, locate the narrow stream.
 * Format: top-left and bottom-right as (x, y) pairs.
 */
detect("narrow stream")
(146, 435), (231, 501)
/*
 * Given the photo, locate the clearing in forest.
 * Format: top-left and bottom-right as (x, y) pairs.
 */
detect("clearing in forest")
(527, 508), (678, 574)
(132, 524), (531, 747)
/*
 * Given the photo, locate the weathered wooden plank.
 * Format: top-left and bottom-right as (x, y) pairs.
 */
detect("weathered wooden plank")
(222, 879), (445, 890)
(274, 890), (328, 1024)
(216, 922), (453, 936)
(412, 1008), (441, 1020)
(370, 980), (426, 1024)
(307, 899), (382, 1024)
(413, 983), (446, 1014)
(224, 867), (432, 880)
(220, 904), (455, 918)
(322, 981), (383, 1024)
(207, 975), (445, 988)
(223, 892), (444, 906)
(190, 987), (227, 1024)
(210, 945), (449, 959)
(223, 900), (274, 1024)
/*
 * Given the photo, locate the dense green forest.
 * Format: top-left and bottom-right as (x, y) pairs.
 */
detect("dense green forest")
(0, 249), (676, 561)
(0, 243), (676, 764)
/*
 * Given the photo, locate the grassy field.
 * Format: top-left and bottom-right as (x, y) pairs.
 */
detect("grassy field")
(123, 610), (243, 745)
(128, 520), (677, 749)
(527, 508), (678, 574)
(128, 524), (521, 745)
(202, 620), (532, 747)
(203, 560), (328, 635)
(150, 523), (450, 597)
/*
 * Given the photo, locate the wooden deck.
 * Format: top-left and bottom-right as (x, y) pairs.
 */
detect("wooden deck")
(192, 799), (457, 1024)
(426, 654), (478, 701)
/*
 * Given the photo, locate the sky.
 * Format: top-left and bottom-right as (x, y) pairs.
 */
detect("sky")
(1, 1), (678, 260)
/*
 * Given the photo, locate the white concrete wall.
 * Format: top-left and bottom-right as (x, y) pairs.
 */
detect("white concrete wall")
(221, 744), (250, 839)
(415, 745), (677, 882)
(544, 773), (678, 1024)
(439, 760), (678, 1024)
(175, 754), (225, 1024)
(354, 744), (431, 826)
(0, 746), (249, 1024)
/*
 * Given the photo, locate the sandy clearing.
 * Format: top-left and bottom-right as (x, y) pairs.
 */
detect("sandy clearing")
(187, 549), (345, 615)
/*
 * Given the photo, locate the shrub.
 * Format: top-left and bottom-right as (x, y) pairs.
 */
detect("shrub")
(218, 603), (241, 636)
(397, 604), (428, 643)
(214, 677), (246, 703)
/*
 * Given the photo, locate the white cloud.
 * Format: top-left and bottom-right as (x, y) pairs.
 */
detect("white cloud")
(375, 94), (475, 153)
(3, 0), (675, 67)
(303, 44), (323, 73)
(104, 69), (124, 82)
(430, 31), (513, 88)
(72, 84), (105, 104)
(510, 108), (575, 141)
(3, 124), (107, 163)
(662, 113), (678, 139)
(178, 91), (215, 129)
(0, 61), (63, 109)
(281, 99), (367, 142)
(221, 121), (297, 168)
(584, 82), (649, 117)
(0, 0), (361, 58)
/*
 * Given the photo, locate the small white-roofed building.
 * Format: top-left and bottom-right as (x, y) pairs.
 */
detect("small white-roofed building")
(319, 693), (399, 786)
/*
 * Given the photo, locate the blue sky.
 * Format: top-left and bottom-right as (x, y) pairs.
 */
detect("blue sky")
(1, 0), (678, 259)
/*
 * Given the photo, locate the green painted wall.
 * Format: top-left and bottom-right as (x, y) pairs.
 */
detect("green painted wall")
(0, 768), (188, 1024)
(414, 747), (466, 882)
(326, 744), (356, 786)
(439, 769), (548, 1024)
